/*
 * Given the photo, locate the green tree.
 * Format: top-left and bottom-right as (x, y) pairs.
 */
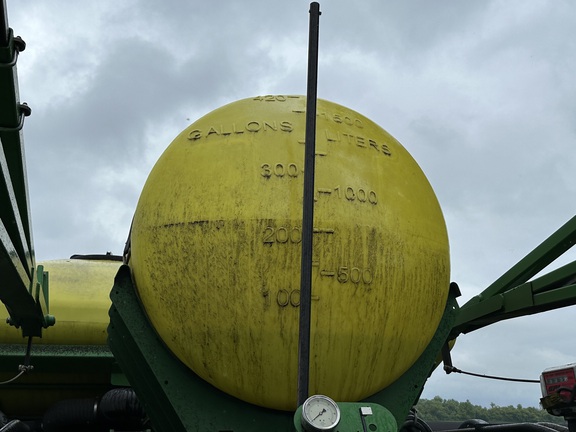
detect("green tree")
(415, 396), (566, 426)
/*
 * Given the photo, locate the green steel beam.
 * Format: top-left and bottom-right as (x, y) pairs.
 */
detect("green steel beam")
(0, 0), (33, 269)
(452, 281), (576, 335)
(0, 138), (33, 278)
(0, 26), (33, 261)
(0, 217), (33, 316)
(0, 343), (117, 417)
(0, 5), (50, 337)
(534, 283), (576, 307)
(453, 217), (576, 337)
(465, 216), (576, 307)
(0, 343), (115, 374)
(532, 260), (576, 293)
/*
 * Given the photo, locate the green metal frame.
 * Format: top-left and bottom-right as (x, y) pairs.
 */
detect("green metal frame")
(0, 5), (52, 337)
(108, 264), (460, 431)
(452, 216), (576, 337)
(0, 343), (117, 417)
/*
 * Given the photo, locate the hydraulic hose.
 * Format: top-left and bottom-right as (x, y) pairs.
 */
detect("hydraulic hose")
(42, 388), (147, 432)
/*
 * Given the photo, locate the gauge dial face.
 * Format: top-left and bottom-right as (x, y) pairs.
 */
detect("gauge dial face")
(301, 395), (341, 431)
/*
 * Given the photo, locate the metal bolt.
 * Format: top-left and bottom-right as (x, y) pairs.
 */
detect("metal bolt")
(43, 314), (56, 327)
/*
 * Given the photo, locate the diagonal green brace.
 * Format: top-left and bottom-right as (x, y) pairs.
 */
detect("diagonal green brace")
(466, 216), (576, 307)
(453, 217), (576, 336)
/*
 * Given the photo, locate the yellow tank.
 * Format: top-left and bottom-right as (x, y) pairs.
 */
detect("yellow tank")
(0, 258), (120, 416)
(0, 258), (119, 345)
(130, 96), (450, 411)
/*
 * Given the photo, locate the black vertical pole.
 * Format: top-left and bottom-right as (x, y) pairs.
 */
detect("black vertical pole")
(297, 1), (321, 407)
(0, 0), (9, 46)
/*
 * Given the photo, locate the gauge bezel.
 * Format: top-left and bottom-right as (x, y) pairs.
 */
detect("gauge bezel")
(301, 394), (341, 432)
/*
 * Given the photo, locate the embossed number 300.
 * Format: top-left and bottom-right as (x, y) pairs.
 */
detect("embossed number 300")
(261, 163), (300, 178)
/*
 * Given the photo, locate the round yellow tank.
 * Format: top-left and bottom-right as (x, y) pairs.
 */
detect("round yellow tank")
(0, 258), (119, 345)
(130, 96), (450, 411)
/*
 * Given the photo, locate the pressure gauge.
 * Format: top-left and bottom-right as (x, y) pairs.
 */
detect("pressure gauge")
(301, 395), (341, 432)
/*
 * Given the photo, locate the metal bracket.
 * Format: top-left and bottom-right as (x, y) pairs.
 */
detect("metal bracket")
(0, 103), (31, 132)
(0, 35), (25, 69)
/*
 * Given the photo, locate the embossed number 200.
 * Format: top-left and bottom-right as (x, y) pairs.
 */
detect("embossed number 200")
(263, 226), (302, 244)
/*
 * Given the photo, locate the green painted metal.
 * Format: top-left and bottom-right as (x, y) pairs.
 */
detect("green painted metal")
(478, 215), (576, 300)
(532, 260), (576, 293)
(0, 251), (52, 336)
(108, 264), (460, 432)
(0, 25), (31, 235)
(0, 3), (51, 338)
(0, 26), (34, 271)
(293, 402), (397, 432)
(0, 342), (118, 417)
(452, 216), (576, 337)
(0, 134), (32, 278)
(0, 343), (115, 374)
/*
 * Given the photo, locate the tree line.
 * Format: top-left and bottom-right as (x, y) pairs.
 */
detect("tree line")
(415, 396), (566, 425)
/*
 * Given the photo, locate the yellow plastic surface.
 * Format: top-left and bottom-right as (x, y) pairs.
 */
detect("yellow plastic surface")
(130, 96), (450, 410)
(0, 259), (119, 345)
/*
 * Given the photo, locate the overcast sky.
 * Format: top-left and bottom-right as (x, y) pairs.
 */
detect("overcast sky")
(6, 0), (576, 411)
